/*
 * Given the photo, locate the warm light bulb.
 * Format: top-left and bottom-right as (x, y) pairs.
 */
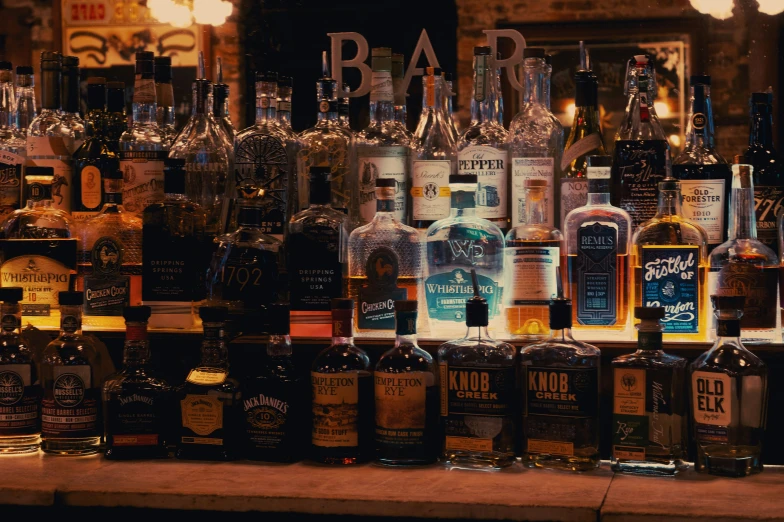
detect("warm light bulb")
(168, 3), (193, 27)
(654, 101), (671, 118)
(669, 134), (682, 148)
(757, 0), (784, 15)
(689, 0), (734, 19)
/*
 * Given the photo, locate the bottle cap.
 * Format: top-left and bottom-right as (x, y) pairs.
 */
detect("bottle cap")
(658, 178), (679, 191)
(751, 92), (773, 105)
(634, 306), (665, 320)
(135, 52), (154, 76)
(199, 306), (229, 322)
(474, 46), (492, 56)
(267, 303), (290, 334)
(394, 300), (418, 313)
(277, 75), (292, 88)
(107, 82), (126, 112)
(0, 287), (23, 303)
(25, 166), (55, 177)
(690, 74), (711, 86)
(40, 51), (62, 64)
(331, 298), (355, 310)
(524, 47), (545, 59)
(58, 291), (84, 306)
(16, 65), (33, 75)
(465, 269), (488, 327)
(123, 306), (152, 322)
(524, 179), (548, 188)
(443, 72), (453, 82)
(62, 56), (79, 68)
(711, 294), (746, 311)
(0, 61), (11, 71)
(375, 178), (396, 188)
(587, 155), (612, 168)
(154, 56), (172, 83)
(449, 174), (478, 184)
(549, 298), (572, 330)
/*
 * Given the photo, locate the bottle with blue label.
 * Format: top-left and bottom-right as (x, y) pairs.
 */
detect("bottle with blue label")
(424, 173), (505, 338)
(632, 177), (709, 341)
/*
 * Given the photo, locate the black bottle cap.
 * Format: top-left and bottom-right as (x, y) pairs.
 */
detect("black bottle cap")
(16, 65), (33, 75)
(751, 92), (773, 105)
(443, 72), (453, 82)
(40, 51), (62, 64)
(634, 306), (665, 320)
(25, 166), (54, 176)
(267, 303), (290, 335)
(549, 298), (572, 330)
(0, 61), (11, 71)
(163, 158), (187, 194)
(474, 46), (492, 56)
(58, 291), (84, 306)
(466, 269), (488, 328)
(587, 155), (612, 167)
(331, 298), (355, 310)
(62, 56), (79, 68)
(199, 306), (229, 322)
(0, 287), (23, 303)
(154, 56), (172, 83)
(574, 69), (598, 107)
(135, 52), (154, 76)
(690, 74), (711, 86)
(107, 81), (126, 112)
(711, 294), (746, 311)
(123, 306), (152, 322)
(136, 51), (154, 62)
(278, 75), (293, 88)
(450, 174), (478, 184)
(524, 47), (546, 59)
(375, 178), (396, 188)
(256, 71), (278, 82)
(394, 300), (418, 313)
(86, 77), (107, 110)
(658, 178), (679, 191)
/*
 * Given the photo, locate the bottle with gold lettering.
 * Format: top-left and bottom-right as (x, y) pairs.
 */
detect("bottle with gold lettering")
(311, 298), (373, 464)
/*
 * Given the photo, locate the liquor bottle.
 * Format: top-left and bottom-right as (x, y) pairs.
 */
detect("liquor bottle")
(72, 77), (118, 222)
(0, 61), (25, 222)
(154, 56), (177, 147)
(438, 270), (516, 468)
(709, 157), (779, 344)
(504, 179), (563, 339)
(457, 46), (508, 231)
(297, 55), (356, 223)
(611, 306), (687, 475)
(632, 178), (709, 340)
(520, 297), (600, 470)
(13, 65), (36, 136)
(229, 71), (298, 240)
(375, 299), (439, 466)
(564, 155), (631, 331)
(0, 287), (41, 454)
(106, 81), (127, 144)
(0, 168), (71, 238)
(442, 72), (459, 143)
(357, 47), (411, 225)
(242, 303), (306, 462)
(508, 48), (562, 228)
(41, 291), (101, 455)
(288, 167), (348, 312)
(410, 66), (455, 229)
(690, 295), (768, 477)
(392, 53), (408, 129)
(339, 83), (351, 128)
(77, 167), (143, 315)
(672, 75), (731, 251)
(176, 306), (241, 460)
(103, 305), (169, 459)
(613, 56), (670, 228)
(745, 92), (783, 254)
(119, 51), (168, 216)
(27, 52), (73, 213)
(425, 174), (504, 337)
(60, 56), (85, 153)
(276, 75), (293, 130)
(311, 298), (373, 464)
(168, 78), (230, 236)
(214, 61), (236, 143)
(348, 178), (422, 332)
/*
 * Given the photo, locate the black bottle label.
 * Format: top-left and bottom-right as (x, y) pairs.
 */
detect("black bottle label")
(375, 371), (429, 452)
(107, 390), (165, 447)
(525, 367), (598, 417)
(613, 140), (668, 227)
(358, 247), (406, 330)
(288, 224), (344, 311)
(576, 221), (618, 326)
(242, 379), (305, 459)
(715, 263), (778, 329)
(83, 236), (129, 316)
(142, 225), (205, 302)
(218, 248), (280, 309)
(754, 185), (784, 254)
(640, 246), (699, 333)
(42, 366), (99, 439)
(0, 365), (40, 435)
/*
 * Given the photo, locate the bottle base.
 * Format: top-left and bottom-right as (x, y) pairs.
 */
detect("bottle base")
(376, 457), (438, 467)
(522, 453), (599, 472)
(0, 434), (41, 455)
(611, 458), (687, 476)
(41, 436), (100, 456)
(696, 448), (763, 477)
(442, 450), (516, 470)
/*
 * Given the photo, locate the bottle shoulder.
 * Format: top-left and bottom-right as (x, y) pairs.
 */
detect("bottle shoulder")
(313, 343), (371, 372)
(457, 123), (508, 150)
(119, 124), (168, 149)
(350, 216), (421, 243)
(358, 124), (410, 147)
(43, 335), (99, 363)
(520, 337), (601, 362)
(290, 206), (349, 229)
(612, 350), (687, 369)
(505, 223), (563, 243)
(438, 337), (517, 364)
(691, 343), (767, 376)
(708, 239), (779, 267)
(633, 217), (709, 251)
(376, 344), (434, 372)
(426, 215), (505, 242)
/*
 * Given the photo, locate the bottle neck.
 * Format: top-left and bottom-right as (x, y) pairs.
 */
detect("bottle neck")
(464, 325), (492, 340)
(0, 76), (14, 130)
(201, 321), (229, 368)
(277, 87), (292, 125)
(524, 189), (547, 224)
(586, 179), (611, 205)
(729, 165), (757, 240)
(59, 305), (83, 336)
(267, 334), (292, 357)
(523, 61), (547, 106)
(255, 81), (277, 123)
(714, 318), (742, 346)
(370, 99), (394, 125)
(685, 85), (716, 149)
(41, 68), (61, 110)
(656, 188), (682, 217)
(123, 320), (150, 367)
(14, 82), (36, 132)
(635, 327), (663, 355)
(423, 75), (443, 112)
(132, 76), (158, 124)
(331, 310), (354, 344)
(470, 54), (494, 125)
(749, 103), (774, 148)
(549, 326), (575, 342)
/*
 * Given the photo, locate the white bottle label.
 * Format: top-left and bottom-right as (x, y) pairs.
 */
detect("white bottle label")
(560, 178), (588, 225)
(119, 150), (167, 216)
(678, 179), (725, 244)
(370, 71), (394, 103)
(511, 157), (554, 227)
(357, 146), (409, 224)
(504, 246), (559, 304)
(691, 371), (731, 426)
(26, 136), (73, 213)
(458, 145), (507, 220)
(411, 160), (451, 221)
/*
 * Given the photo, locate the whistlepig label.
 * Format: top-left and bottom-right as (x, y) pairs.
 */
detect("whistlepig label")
(375, 371), (427, 449)
(311, 372), (359, 448)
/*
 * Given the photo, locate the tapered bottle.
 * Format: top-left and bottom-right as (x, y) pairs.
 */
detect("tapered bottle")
(0, 61), (25, 222)
(154, 56), (177, 147)
(60, 56), (85, 153)
(13, 65), (35, 137)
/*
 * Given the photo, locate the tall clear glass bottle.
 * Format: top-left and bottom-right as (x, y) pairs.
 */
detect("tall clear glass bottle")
(507, 47), (562, 229)
(60, 56), (85, 153)
(13, 65), (35, 137)
(392, 53), (408, 130)
(154, 56), (177, 147)
(0, 61), (25, 222)
(690, 295), (768, 477)
(276, 75), (293, 130)
(458, 46), (508, 231)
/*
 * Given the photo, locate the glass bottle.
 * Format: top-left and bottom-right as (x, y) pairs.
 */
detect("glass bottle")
(348, 178), (423, 333)
(507, 47), (562, 229)
(288, 167), (348, 312)
(442, 72), (460, 143)
(438, 270), (516, 469)
(311, 298), (373, 464)
(119, 51), (168, 217)
(106, 81), (127, 144)
(0, 169), (71, 238)
(40, 291), (101, 455)
(375, 299), (439, 466)
(60, 56), (85, 153)
(745, 92), (783, 255)
(564, 155), (632, 331)
(392, 53), (408, 130)
(242, 303), (307, 462)
(709, 157), (779, 344)
(357, 47), (411, 226)
(13, 65), (36, 137)
(82, 76), (106, 136)
(0, 61), (25, 222)
(690, 295), (768, 477)
(457, 46), (508, 231)
(103, 305), (169, 459)
(505, 179), (562, 339)
(0, 287), (41, 454)
(672, 75), (731, 252)
(520, 297), (601, 471)
(154, 56), (177, 147)
(611, 306), (687, 475)
(276, 75), (293, 131)
(176, 306), (241, 460)
(632, 177), (709, 340)
(410, 66), (455, 230)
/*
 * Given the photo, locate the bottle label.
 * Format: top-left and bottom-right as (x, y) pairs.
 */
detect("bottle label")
(678, 178), (726, 244)
(118, 150), (166, 215)
(107, 391), (164, 447)
(244, 390), (291, 451)
(754, 185), (784, 253)
(180, 394), (224, 444)
(505, 246), (559, 305)
(0, 365), (39, 434)
(78, 164), (103, 212)
(186, 369), (228, 386)
(714, 263), (778, 329)
(42, 365), (98, 438)
(0, 151), (23, 221)
(357, 145), (409, 224)
(133, 78), (157, 104)
(370, 71), (394, 103)
(218, 248), (280, 310)
(27, 136), (74, 213)
(640, 246), (700, 333)
(358, 247), (407, 330)
(311, 371), (359, 448)
(691, 371), (731, 442)
(525, 366), (599, 417)
(277, 101), (292, 114)
(561, 133), (603, 172)
(84, 236), (130, 316)
(576, 222), (618, 325)
(510, 157), (554, 227)
(425, 268), (500, 322)
(288, 224), (344, 312)
(297, 137), (351, 212)
(375, 371), (428, 452)
(560, 178), (588, 225)
(142, 225), (205, 303)
(411, 160), (451, 221)
(458, 145), (507, 220)
(587, 166), (612, 180)
(613, 140), (668, 228)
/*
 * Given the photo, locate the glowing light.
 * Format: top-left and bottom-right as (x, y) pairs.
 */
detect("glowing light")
(654, 101), (671, 118)
(193, 0), (233, 26)
(689, 0), (734, 19)
(757, 0), (784, 15)
(669, 134), (682, 148)
(149, 0), (233, 27)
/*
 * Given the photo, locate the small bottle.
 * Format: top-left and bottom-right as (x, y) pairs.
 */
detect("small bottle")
(311, 298), (373, 464)
(60, 56), (85, 153)
(13, 65), (36, 136)
(438, 270), (516, 469)
(41, 291), (101, 455)
(391, 53), (408, 130)
(106, 81), (127, 144)
(520, 298), (601, 471)
(103, 305), (170, 459)
(176, 306), (241, 460)
(0, 61), (26, 222)
(154, 56), (177, 147)
(276, 75), (293, 130)
(690, 295), (768, 477)
(0, 287), (41, 454)
(1, 168), (71, 238)
(243, 303), (306, 462)
(375, 300), (439, 466)
(611, 306), (687, 475)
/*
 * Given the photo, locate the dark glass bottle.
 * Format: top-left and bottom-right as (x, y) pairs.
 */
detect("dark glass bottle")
(311, 298), (373, 464)
(105, 81), (127, 144)
(103, 306), (170, 459)
(176, 306), (241, 460)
